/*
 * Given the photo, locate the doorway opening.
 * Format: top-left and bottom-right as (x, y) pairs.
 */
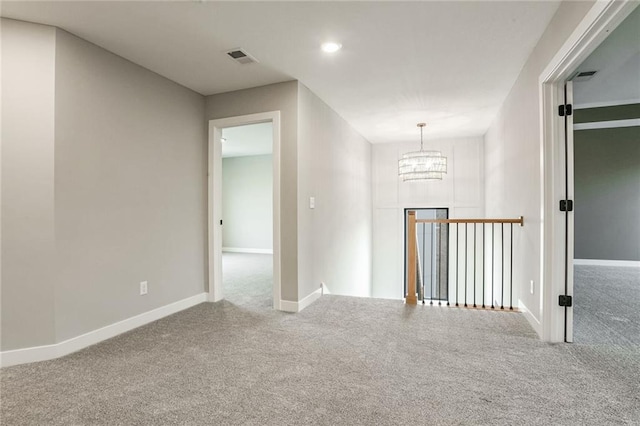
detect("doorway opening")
(540, 0), (638, 342)
(221, 122), (274, 308)
(570, 6), (640, 346)
(404, 208), (449, 304)
(208, 111), (281, 310)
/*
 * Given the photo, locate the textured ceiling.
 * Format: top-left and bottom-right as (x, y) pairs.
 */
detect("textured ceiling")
(1, 1), (562, 143)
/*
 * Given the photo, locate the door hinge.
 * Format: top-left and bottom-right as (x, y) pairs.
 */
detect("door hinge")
(559, 199), (573, 212)
(558, 104), (573, 117)
(559, 295), (572, 307)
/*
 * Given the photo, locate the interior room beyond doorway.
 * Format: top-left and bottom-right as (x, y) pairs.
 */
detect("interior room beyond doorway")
(570, 6), (640, 346)
(221, 122), (274, 308)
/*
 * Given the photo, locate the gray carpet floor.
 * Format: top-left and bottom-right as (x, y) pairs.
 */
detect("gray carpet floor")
(2, 255), (639, 425)
(223, 252), (274, 310)
(574, 265), (640, 347)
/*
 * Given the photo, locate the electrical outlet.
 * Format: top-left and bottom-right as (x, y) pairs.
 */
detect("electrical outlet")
(530, 280), (534, 295)
(140, 281), (148, 295)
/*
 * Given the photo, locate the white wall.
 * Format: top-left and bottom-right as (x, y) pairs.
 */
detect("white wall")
(484, 1), (596, 335)
(1, 20), (207, 351)
(1, 19), (57, 350)
(297, 83), (373, 299)
(208, 82), (373, 302)
(372, 137), (484, 299)
(222, 155), (273, 251)
(52, 29), (207, 342)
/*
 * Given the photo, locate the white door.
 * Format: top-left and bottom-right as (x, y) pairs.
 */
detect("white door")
(562, 81), (575, 343)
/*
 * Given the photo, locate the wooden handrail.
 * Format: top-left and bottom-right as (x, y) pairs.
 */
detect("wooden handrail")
(405, 214), (524, 307)
(415, 216), (524, 226)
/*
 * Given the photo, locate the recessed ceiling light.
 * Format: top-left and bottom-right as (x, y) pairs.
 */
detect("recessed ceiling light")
(321, 42), (342, 53)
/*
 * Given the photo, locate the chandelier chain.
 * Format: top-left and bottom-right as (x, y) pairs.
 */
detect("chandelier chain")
(417, 122), (426, 151)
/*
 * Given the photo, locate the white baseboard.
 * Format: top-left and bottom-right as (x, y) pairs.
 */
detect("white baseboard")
(222, 247), (273, 254)
(299, 287), (323, 311)
(518, 299), (542, 339)
(0, 292), (207, 368)
(279, 287), (323, 313)
(574, 259), (640, 267)
(279, 300), (298, 313)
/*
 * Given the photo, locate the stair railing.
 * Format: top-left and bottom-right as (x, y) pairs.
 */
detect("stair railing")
(406, 214), (524, 310)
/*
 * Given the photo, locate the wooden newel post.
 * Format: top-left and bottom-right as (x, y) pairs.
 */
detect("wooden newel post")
(406, 211), (418, 305)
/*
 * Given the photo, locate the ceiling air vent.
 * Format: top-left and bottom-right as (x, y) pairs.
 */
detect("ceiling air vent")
(226, 48), (258, 65)
(570, 70), (598, 82)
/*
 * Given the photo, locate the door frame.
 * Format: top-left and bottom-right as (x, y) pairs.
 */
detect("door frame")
(208, 111), (282, 310)
(539, 0), (637, 342)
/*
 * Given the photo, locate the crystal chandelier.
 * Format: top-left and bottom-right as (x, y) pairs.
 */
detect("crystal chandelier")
(398, 123), (447, 181)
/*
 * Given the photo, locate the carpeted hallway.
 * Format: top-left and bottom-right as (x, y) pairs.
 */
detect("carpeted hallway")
(574, 265), (640, 347)
(2, 256), (639, 425)
(222, 252), (274, 310)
